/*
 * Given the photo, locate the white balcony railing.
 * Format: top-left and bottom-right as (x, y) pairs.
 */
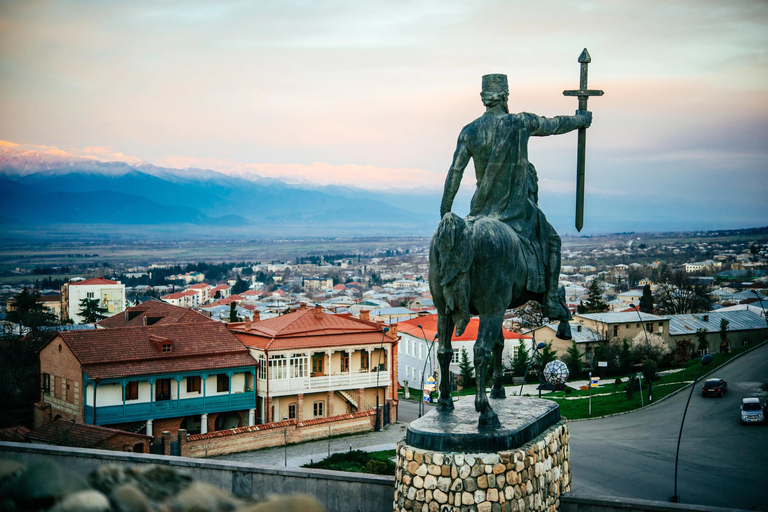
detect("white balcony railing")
(260, 369), (387, 394)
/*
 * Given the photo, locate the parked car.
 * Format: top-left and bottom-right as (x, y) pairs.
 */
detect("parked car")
(740, 398), (765, 424)
(701, 378), (727, 397)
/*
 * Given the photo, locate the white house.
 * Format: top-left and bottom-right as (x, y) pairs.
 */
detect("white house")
(62, 278), (126, 324)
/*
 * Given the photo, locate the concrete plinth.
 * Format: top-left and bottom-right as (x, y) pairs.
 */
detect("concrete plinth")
(395, 398), (570, 512)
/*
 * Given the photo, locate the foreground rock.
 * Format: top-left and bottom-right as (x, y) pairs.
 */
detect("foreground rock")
(0, 459), (325, 512)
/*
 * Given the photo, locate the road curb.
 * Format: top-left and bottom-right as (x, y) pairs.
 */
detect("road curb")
(568, 340), (767, 422)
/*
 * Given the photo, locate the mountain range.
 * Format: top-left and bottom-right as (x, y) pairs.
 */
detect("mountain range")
(0, 149), (442, 235)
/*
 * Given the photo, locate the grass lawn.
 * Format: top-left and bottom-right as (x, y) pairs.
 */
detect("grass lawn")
(302, 449), (397, 475)
(545, 342), (764, 419)
(399, 342), (764, 420)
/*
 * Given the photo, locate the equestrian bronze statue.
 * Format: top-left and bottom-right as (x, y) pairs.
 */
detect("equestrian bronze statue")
(428, 52), (602, 428)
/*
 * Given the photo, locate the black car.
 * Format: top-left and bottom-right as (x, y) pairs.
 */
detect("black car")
(702, 378), (727, 397)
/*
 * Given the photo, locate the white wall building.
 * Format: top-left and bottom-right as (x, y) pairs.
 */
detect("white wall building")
(62, 277), (126, 324)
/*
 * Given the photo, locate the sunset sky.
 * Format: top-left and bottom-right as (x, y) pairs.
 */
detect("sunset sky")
(1, 0), (766, 232)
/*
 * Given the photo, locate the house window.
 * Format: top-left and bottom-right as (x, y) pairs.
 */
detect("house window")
(155, 379), (171, 401)
(452, 349), (461, 364)
(312, 354), (324, 374)
(340, 351), (350, 372)
(162, 344), (172, 353)
(258, 355), (266, 379)
(42, 373), (50, 394)
(418, 343), (423, 360)
(313, 401), (324, 417)
(87, 292), (94, 298)
(186, 376), (201, 393)
(126, 381), (139, 400)
(288, 403), (297, 419)
(646, 323), (653, 333)
(613, 325), (619, 337)
(360, 352), (369, 371)
(217, 374), (230, 393)
(269, 355), (287, 380)
(291, 353), (307, 378)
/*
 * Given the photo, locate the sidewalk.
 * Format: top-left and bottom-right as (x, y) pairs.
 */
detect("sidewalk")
(211, 422), (408, 467)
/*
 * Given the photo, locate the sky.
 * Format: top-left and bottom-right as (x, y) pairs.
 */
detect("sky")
(1, 0), (767, 233)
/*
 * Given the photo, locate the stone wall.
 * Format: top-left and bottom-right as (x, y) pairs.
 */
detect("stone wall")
(0, 441), (394, 512)
(394, 420), (570, 512)
(185, 409), (377, 457)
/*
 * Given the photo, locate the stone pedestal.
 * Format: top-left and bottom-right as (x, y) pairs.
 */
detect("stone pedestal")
(394, 397), (570, 512)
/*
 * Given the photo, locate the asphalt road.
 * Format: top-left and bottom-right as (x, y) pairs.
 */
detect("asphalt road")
(398, 396), (436, 423)
(569, 343), (768, 510)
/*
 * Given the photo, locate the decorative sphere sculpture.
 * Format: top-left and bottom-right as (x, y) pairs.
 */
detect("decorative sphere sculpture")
(543, 360), (570, 386)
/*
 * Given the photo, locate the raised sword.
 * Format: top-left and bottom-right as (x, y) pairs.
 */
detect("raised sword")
(563, 48), (603, 232)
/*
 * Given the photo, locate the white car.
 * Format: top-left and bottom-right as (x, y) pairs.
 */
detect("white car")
(740, 398), (764, 424)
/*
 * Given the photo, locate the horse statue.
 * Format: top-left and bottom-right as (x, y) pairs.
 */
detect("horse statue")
(428, 213), (556, 429)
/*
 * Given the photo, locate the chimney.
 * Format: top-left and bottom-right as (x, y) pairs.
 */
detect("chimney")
(244, 317), (251, 331)
(300, 302), (307, 310)
(703, 314), (709, 322)
(314, 304), (323, 319)
(253, 311), (260, 322)
(577, 325), (582, 332)
(388, 324), (398, 339)
(360, 310), (370, 322)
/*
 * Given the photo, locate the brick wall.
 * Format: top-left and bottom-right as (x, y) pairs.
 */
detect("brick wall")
(36, 336), (83, 428)
(185, 409), (377, 458)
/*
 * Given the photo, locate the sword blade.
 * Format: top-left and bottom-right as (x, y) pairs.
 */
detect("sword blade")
(576, 126), (586, 232)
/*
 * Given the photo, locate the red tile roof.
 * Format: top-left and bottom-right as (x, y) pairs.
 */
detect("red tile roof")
(98, 299), (213, 328)
(162, 290), (197, 300)
(54, 323), (254, 380)
(397, 314), (528, 341)
(26, 419), (150, 447)
(231, 308), (393, 351)
(69, 277), (118, 286)
(188, 283), (211, 289)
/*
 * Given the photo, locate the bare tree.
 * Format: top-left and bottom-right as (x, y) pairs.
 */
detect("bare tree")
(655, 269), (712, 314)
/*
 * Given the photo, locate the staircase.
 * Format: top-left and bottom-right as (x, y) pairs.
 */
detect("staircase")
(336, 390), (359, 411)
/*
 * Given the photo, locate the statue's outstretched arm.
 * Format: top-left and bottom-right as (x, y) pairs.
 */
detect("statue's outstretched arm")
(528, 111), (591, 136)
(440, 133), (471, 217)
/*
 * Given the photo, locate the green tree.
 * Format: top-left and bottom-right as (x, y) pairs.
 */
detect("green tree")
(214, 290), (221, 300)
(592, 343), (607, 368)
(639, 284), (654, 314)
(695, 328), (709, 355)
(580, 280), (608, 314)
(619, 338), (633, 371)
(229, 302), (239, 322)
(673, 338), (692, 366)
(561, 341), (583, 376)
(6, 288), (56, 334)
(231, 276), (249, 295)
(78, 298), (108, 324)
(719, 318), (730, 353)
(534, 342), (557, 371)
(511, 344), (530, 377)
(459, 348), (474, 388)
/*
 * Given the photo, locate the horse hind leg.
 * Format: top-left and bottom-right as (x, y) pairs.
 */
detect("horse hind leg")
(474, 315), (503, 429)
(489, 332), (506, 399)
(436, 313), (455, 411)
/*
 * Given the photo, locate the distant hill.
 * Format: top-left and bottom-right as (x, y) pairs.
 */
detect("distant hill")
(0, 153), (430, 231)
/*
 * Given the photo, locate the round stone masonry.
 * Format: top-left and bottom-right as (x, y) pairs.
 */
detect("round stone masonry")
(395, 397), (570, 512)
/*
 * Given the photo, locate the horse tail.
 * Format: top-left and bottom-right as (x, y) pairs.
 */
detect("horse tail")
(434, 213), (473, 336)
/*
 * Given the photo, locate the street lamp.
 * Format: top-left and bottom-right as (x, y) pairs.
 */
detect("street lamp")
(374, 326), (390, 432)
(629, 303), (653, 402)
(670, 353), (713, 503)
(417, 325), (438, 418)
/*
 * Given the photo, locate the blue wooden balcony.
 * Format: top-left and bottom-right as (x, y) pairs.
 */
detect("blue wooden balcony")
(84, 392), (256, 425)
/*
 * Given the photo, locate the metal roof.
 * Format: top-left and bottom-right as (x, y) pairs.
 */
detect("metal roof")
(668, 310), (767, 336)
(537, 322), (601, 343)
(576, 312), (667, 324)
